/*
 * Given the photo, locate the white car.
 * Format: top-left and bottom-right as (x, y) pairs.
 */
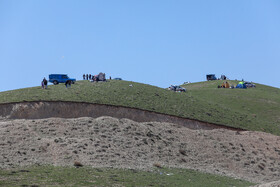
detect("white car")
(168, 85), (186, 92)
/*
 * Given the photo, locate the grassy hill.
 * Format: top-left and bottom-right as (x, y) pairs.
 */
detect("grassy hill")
(0, 166), (253, 187)
(0, 80), (279, 135)
(183, 80), (280, 135)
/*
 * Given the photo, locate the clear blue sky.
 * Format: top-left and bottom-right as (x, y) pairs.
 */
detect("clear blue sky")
(0, 0), (279, 92)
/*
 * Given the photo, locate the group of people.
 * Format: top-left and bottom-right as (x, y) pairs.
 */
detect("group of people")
(218, 81), (230, 88)
(41, 78), (48, 89)
(83, 74), (92, 80)
(83, 73), (110, 82)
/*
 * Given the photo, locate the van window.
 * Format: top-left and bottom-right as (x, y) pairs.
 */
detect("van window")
(62, 75), (67, 79)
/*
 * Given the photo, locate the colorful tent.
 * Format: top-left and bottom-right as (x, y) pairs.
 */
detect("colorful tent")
(236, 82), (247, 89)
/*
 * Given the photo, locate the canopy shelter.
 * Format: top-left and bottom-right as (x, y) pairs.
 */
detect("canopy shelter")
(236, 82), (247, 89)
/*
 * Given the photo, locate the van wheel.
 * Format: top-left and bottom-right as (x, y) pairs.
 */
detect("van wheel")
(53, 80), (58, 85)
(72, 81), (75, 84)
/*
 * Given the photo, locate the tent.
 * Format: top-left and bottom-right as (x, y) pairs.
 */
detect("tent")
(93, 72), (106, 82)
(97, 72), (106, 81)
(221, 75), (227, 80)
(236, 82), (247, 89)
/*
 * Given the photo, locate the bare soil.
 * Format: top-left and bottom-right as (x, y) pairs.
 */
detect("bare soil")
(1, 116), (280, 184)
(253, 180), (280, 187)
(0, 101), (243, 131)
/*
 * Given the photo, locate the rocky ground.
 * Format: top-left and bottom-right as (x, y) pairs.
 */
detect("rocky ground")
(1, 116), (280, 184)
(253, 180), (280, 187)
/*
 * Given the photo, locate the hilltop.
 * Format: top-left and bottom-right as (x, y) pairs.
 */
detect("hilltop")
(0, 80), (279, 135)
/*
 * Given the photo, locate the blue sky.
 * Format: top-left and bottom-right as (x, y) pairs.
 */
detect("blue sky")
(0, 0), (279, 92)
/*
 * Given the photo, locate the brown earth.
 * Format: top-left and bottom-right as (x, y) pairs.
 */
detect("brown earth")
(0, 101), (243, 131)
(1, 116), (280, 184)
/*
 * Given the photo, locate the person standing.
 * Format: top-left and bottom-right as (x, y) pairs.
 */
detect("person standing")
(43, 78), (48, 89)
(83, 74), (85, 80)
(86, 74), (88, 80)
(89, 74), (92, 80)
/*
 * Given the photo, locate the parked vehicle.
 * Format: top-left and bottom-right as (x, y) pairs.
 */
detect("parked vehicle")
(114, 78), (122, 80)
(49, 74), (76, 85)
(244, 82), (256, 88)
(206, 74), (217, 81)
(168, 85), (186, 92)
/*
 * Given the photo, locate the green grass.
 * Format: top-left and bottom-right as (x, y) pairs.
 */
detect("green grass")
(0, 80), (280, 135)
(183, 80), (280, 135)
(0, 166), (254, 187)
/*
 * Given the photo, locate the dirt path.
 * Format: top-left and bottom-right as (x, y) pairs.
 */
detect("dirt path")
(0, 117), (280, 184)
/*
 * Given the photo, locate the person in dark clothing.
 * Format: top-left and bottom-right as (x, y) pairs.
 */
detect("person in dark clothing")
(43, 78), (48, 89)
(65, 80), (68, 88)
(86, 74), (88, 80)
(89, 74), (92, 80)
(83, 74), (85, 80)
(65, 80), (72, 88)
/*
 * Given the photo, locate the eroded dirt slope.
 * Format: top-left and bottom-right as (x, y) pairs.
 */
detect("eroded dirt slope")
(1, 117), (280, 183)
(0, 101), (243, 130)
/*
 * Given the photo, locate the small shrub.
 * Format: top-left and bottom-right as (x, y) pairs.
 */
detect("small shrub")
(74, 161), (83, 168)
(179, 149), (187, 156)
(153, 163), (162, 168)
(181, 158), (187, 163)
(258, 164), (264, 170)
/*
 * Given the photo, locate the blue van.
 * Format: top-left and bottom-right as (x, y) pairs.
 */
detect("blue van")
(49, 74), (76, 85)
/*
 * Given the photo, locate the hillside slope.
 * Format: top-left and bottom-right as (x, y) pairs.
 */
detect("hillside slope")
(1, 117), (279, 183)
(0, 80), (279, 135)
(182, 80), (280, 135)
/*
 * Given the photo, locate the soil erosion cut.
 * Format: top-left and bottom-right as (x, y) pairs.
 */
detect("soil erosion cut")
(0, 101), (243, 131)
